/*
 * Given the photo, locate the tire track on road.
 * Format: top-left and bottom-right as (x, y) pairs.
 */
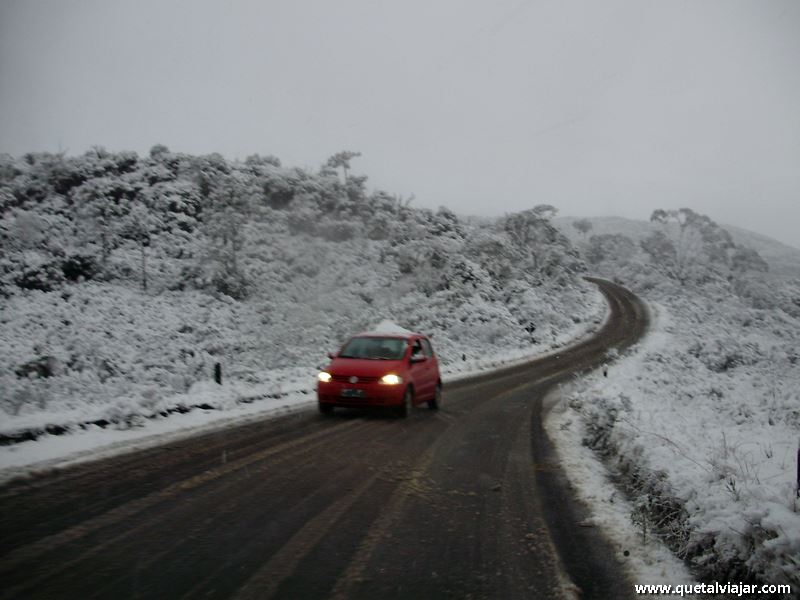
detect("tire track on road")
(0, 418), (368, 591)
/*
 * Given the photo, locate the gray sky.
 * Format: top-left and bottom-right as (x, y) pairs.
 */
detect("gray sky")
(2, 0), (799, 248)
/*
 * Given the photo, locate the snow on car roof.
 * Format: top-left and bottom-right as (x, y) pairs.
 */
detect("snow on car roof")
(357, 320), (419, 338)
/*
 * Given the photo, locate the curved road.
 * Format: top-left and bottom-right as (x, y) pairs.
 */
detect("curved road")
(0, 278), (647, 600)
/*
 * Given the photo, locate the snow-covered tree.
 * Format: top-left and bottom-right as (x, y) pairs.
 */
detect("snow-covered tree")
(643, 208), (766, 286)
(586, 233), (636, 265)
(326, 150), (361, 183)
(149, 144), (170, 160)
(201, 176), (254, 298)
(572, 218), (593, 237)
(731, 246), (769, 274)
(502, 205), (580, 279)
(465, 229), (519, 284)
(121, 201), (163, 292)
(3, 210), (48, 251)
(71, 177), (136, 268)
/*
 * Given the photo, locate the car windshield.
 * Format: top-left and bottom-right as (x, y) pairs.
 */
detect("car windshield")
(338, 337), (407, 360)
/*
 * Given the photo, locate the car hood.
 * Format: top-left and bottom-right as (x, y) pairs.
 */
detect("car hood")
(326, 357), (405, 377)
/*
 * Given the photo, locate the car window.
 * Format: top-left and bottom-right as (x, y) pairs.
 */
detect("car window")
(411, 340), (424, 357)
(421, 338), (434, 358)
(339, 337), (406, 360)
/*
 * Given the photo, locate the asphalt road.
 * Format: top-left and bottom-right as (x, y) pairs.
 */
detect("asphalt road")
(0, 278), (648, 600)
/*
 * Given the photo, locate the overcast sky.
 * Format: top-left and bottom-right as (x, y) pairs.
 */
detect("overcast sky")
(1, 0), (799, 247)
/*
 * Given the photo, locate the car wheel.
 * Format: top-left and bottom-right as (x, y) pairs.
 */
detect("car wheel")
(396, 387), (413, 418)
(428, 382), (442, 410)
(319, 402), (334, 416)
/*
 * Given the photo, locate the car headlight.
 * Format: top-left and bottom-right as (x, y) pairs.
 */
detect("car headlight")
(380, 374), (402, 385)
(318, 371), (332, 383)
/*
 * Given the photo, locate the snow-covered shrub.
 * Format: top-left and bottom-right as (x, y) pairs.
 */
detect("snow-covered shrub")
(211, 269), (250, 300)
(8, 252), (65, 292)
(320, 219), (361, 242)
(286, 205), (320, 236)
(688, 337), (764, 373)
(565, 289), (800, 589)
(0, 148), (605, 445)
(586, 233), (637, 266)
(60, 253), (99, 282)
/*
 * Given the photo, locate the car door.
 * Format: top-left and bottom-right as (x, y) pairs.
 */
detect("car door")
(408, 338), (432, 400)
(420, 337), (438, 396)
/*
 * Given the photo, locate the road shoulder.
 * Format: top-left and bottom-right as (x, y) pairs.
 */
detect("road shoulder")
(544, 379), (697, 597)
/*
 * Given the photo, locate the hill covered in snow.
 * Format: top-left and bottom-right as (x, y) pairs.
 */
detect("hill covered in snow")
(0, 147), (602, 435)
(555, 215), (800, 281)
(554, 210), (800, 591)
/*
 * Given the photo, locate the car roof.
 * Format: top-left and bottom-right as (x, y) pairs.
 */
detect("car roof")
(351, 332), (424, 340)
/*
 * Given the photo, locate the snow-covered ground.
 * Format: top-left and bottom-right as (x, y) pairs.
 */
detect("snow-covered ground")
(546, 385), (698, 597)
(553, 293), (800, 593)
(0, 279), (604, 430)
(0, 283), (606, 480)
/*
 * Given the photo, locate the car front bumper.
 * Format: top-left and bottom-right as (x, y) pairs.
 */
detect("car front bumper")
(317, 382), (405, 407)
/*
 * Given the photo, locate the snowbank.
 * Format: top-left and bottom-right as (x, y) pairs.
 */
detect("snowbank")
(546, 385), (697, 595)
(556, 296), (800, 592)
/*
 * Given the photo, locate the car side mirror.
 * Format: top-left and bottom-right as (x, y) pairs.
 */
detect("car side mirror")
(327, 351), (337, 359)
(410, 354), (427, 363)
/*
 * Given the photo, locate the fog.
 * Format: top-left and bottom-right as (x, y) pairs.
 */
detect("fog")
(1, 0), (798, 247)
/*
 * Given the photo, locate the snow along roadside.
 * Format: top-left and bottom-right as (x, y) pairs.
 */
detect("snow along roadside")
(545, 381), (699, 598)
(543, 298), (698, 596)
(0, 284), (608, 483)
(545, 295), (800, 598)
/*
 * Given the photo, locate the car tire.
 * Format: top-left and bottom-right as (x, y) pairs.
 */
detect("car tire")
(319, 402), (334, 416)
(396, 387), (413, 418)
(427, 382), (442, 410)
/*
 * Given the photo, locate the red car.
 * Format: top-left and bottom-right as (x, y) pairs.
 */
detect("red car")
(317, 331), (442, 417)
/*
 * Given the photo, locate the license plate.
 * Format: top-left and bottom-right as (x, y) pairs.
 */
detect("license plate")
(341, 388), (365, 398)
